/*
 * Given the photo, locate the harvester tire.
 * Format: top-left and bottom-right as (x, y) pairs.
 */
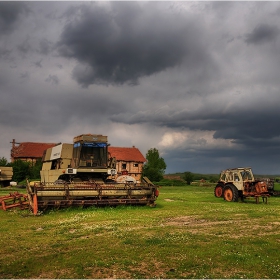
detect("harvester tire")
(214, 184), (224, 198)
(223, 184), (239, 202)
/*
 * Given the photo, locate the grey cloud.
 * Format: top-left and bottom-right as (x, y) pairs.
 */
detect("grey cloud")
(245, 24), (280, 45)
(57, 2), (201, 87)
(33, 59), (43, 68)
(0, 86), (127, 134)
(45, 74), (59, 85)
(0, 48), (12, 60)
(38, 39), (53, 55)
(20, 71), (29, 80)
(17, 37), (32, 57)
(0, 2), (28, 36)
(111, 99), (280, 156)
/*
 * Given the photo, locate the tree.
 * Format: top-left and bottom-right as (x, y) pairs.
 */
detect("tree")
(183, 171), (194, 185)
(0, 157), (9, 166)
(142, 148), (166, 182)
(29, 159), (42, 179)
(10, 160), (30, 183)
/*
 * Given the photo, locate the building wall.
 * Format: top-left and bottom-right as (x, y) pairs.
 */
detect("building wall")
(116, 161), (144, 181)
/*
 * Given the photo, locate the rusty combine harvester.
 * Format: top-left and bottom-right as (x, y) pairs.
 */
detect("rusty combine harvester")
(20, 134), (159, 215)
(214, 167), (270, 203)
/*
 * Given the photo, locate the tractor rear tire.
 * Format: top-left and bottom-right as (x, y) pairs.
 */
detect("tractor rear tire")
(214, 184), (224, 198)
(223, 184), (239, 202)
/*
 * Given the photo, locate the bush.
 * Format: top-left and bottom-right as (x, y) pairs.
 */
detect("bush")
(183, 171), (194, 185)
(10, 159), (43, 183)
(11, 160), (30, 182)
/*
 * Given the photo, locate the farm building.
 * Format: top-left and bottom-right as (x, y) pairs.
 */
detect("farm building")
(108, 146), (146, 181)
(11, 139), (57, 165)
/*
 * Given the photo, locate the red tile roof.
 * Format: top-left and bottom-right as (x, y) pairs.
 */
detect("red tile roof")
(108, 146), (146, 162)
(11, 142), (57, 159)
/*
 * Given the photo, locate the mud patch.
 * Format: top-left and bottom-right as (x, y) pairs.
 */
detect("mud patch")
(164, 215), (280, 239)
(165, 215), (233, 227)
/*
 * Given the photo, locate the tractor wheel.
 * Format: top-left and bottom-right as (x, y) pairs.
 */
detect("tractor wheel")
(223, 185), (239, 202)
(214, 184), (224, 198)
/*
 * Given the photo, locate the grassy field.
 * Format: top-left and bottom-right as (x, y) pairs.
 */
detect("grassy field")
(1, 184), (280, 279)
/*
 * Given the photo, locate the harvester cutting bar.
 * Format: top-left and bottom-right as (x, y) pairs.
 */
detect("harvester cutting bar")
(27, 181), (159, 214)
(35, 198), (154, 209)
(0, 192), (29, 211)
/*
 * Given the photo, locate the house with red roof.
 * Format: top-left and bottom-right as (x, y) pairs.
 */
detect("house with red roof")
(108, 146), (146, 182)
(10, 139), (57, 165)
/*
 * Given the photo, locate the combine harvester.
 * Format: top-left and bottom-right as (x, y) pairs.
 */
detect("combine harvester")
(1, 134), (159, 215)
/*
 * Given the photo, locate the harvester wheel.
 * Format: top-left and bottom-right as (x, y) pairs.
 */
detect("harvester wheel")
(224, 185), (239, 202)
(214, 184), (224, 198)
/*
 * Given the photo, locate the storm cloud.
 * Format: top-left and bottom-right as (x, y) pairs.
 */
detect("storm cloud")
(57, 2), (203, 87)
(1, 1), (280, 175)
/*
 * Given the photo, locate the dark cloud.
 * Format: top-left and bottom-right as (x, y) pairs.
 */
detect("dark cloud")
(38, 39), (53, 55)
(45, 74), (59, 85)
(0, 47), (12, 60)
(245, 24), (280, 45)
(0, 2), (28, 36)
(57, 2), (199, 87)
(20, 71), (29, 80)
(17, 37), (32, 57)
(33, 59), (43, 68)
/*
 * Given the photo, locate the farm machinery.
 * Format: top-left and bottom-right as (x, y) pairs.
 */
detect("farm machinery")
(0, 134), (159, 214)
(214, 167), (270, 203)
(0, 166), (13, 187)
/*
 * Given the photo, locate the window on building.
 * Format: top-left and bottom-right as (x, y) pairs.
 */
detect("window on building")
(122, 163), (127, 169)
(133, 163), (138, 167)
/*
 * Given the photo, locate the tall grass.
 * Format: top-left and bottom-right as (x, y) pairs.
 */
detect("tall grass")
(1, 185), (280, 278)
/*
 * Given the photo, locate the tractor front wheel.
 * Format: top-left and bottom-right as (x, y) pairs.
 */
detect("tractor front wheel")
(223, 185), (239, 202)
(214, 184), (224, 198)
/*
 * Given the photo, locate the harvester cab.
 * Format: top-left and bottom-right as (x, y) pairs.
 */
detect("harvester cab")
(41, 134), (116, 184)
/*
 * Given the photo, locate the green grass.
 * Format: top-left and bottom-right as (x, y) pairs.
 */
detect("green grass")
(1, 185), (280, 278)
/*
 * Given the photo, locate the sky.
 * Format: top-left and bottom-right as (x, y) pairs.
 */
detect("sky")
(1, 1), (280, 175)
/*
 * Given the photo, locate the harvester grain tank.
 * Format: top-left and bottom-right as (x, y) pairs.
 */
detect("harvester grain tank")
(26, 134), (159, 214)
